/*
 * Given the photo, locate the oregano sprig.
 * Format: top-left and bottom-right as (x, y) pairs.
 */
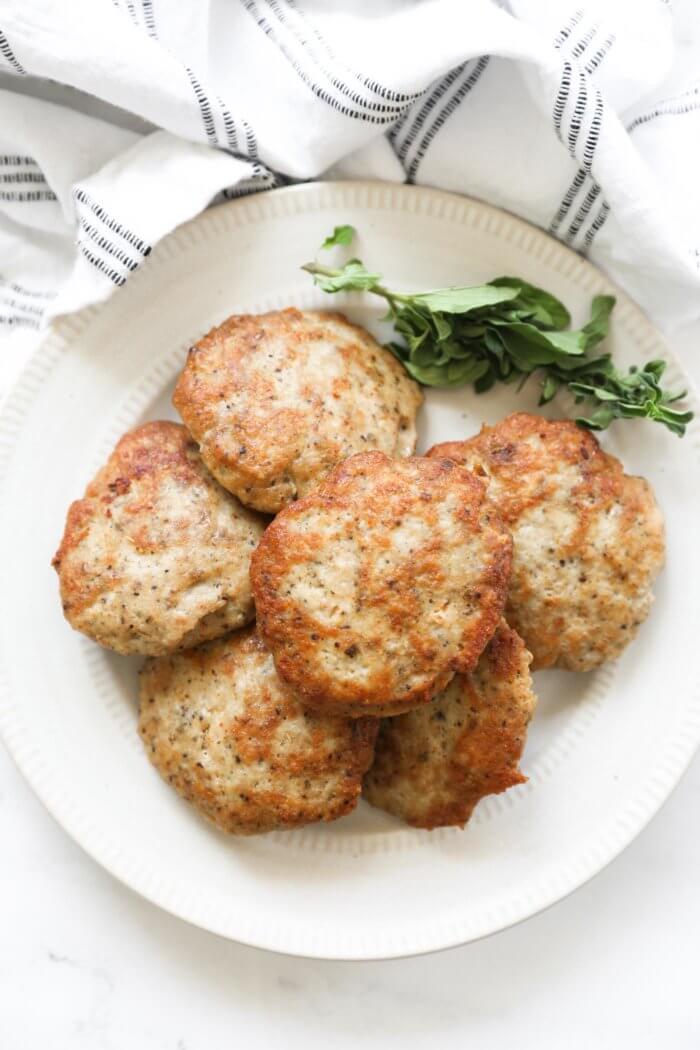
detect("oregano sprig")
(302, 227), (692, 436)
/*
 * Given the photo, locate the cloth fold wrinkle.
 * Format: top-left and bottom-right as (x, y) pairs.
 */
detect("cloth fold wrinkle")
(0, 0), (698, 336)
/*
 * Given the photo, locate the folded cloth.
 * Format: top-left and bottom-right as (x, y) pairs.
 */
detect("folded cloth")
(1, 0), (699, 341)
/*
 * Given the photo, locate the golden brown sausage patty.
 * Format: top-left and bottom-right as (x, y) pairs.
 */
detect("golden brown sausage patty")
(139, 627), (378, 835)
(251, 451), (513, 718)
(428, 413), (665, 671)
(173, 308), (422, 513)
(53, 421), (265, 655)
(363, 621), (536, 829)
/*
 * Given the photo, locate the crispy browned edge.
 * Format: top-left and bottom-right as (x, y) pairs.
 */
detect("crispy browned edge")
(364, 621), (534, 829)
(427, 411), (664, 669)
(172, 308), (422, 482)
(428, 411), (613, 481)
(138, 626), (380, 835)
(51, 421), (199, 618)
(250, 450), (513, 717)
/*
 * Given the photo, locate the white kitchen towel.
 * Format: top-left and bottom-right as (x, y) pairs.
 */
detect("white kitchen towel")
(1, 0), (699, 341)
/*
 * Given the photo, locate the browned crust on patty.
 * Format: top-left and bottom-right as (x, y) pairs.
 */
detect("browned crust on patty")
(428, 412), (665, 671)
(53, 421), (265, 655)
(363, 621), (536, 828)
(139, 627), (379, 835)
(250, 450), (513, 717)
(172, 308), (422, 513)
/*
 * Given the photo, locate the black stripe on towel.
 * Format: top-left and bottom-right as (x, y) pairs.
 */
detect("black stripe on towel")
(264, 0), (412, 116)
(79, 220), (141, 270)
(584, 33), (615, 74)
(73, 189), (151, 256)
(391, 64), (467, 165)
(0, 155), (38, 166)
(563, 182), (601, 243)
(186, 68), (258, 158)
(567, 68), (588, 154)
(406, 56), (490, 184)
(0, 278), (53, 300)
(0, 172), (48, 184)
(553, 9), (584, 49)
(0, 189), (57, 202)
(77, 241), (128, 286)
(627, 95), (700, 134)
(0, 292), (46, 320)
(570, 23), (599, 60)
(186, 68), (219, 146)
(550, 28), (612, 237)
(583, 200), (610, 249)
(242, 119), (259, 160)
(284, 0), (418, 105)
(0, 29), (26, 75)
(549, 168), (588, 234)
(580, 88), (603, 173)
(239, 0), (406, 124)
(0, 314), (40, 329)
(218, 101), (240, 153)
(222, 163), (284, 199)
(553, 60), (574, 136)
(142, 0), (157, 36)
(0, 278), (50, 328)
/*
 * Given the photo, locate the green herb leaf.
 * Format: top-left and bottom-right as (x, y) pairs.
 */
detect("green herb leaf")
(431, 311), (453, 341)
(581, 295), (616, 350)
(576, 403), (617, 430)
(406, 284), (520, 314)
(540, 374), (561, 404)
(490, 277), (571, 329)
(301, 258), (382, 293)
(321, 224), (356, 249)
(498, 322), (586, 363)
(302, 228), (693, 436)
(542, 330), (588, 357)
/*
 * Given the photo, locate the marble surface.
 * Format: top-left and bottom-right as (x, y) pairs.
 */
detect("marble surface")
(2, 319), (699, 1049)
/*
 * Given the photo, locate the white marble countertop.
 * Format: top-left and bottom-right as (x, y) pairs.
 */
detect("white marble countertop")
(2, 321), (699, 1049)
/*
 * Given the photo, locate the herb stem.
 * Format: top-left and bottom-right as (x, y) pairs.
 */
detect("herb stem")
(301, 262), (398, 305)
(301, 234), (693, 436)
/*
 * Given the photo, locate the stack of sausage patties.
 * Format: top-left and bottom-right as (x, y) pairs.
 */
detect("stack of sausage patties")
(53, 309), (664, 835)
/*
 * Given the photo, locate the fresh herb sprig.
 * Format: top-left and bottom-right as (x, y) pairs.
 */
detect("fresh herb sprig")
(302, 226), (692, 435)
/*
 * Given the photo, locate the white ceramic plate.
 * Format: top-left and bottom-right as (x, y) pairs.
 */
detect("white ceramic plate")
(1, 182), (699, 961)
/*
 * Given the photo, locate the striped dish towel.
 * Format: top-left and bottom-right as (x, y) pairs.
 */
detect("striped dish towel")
(1, 0), (699, 341)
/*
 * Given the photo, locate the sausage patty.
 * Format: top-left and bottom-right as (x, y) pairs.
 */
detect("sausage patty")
(428, 412), (665, 670)
(173, 309), (422, 512)
(363, 621), (536, 829)
(139, 627), (378, 835)
(251, 451), (513, 717)
(53, 421), (265, 655)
